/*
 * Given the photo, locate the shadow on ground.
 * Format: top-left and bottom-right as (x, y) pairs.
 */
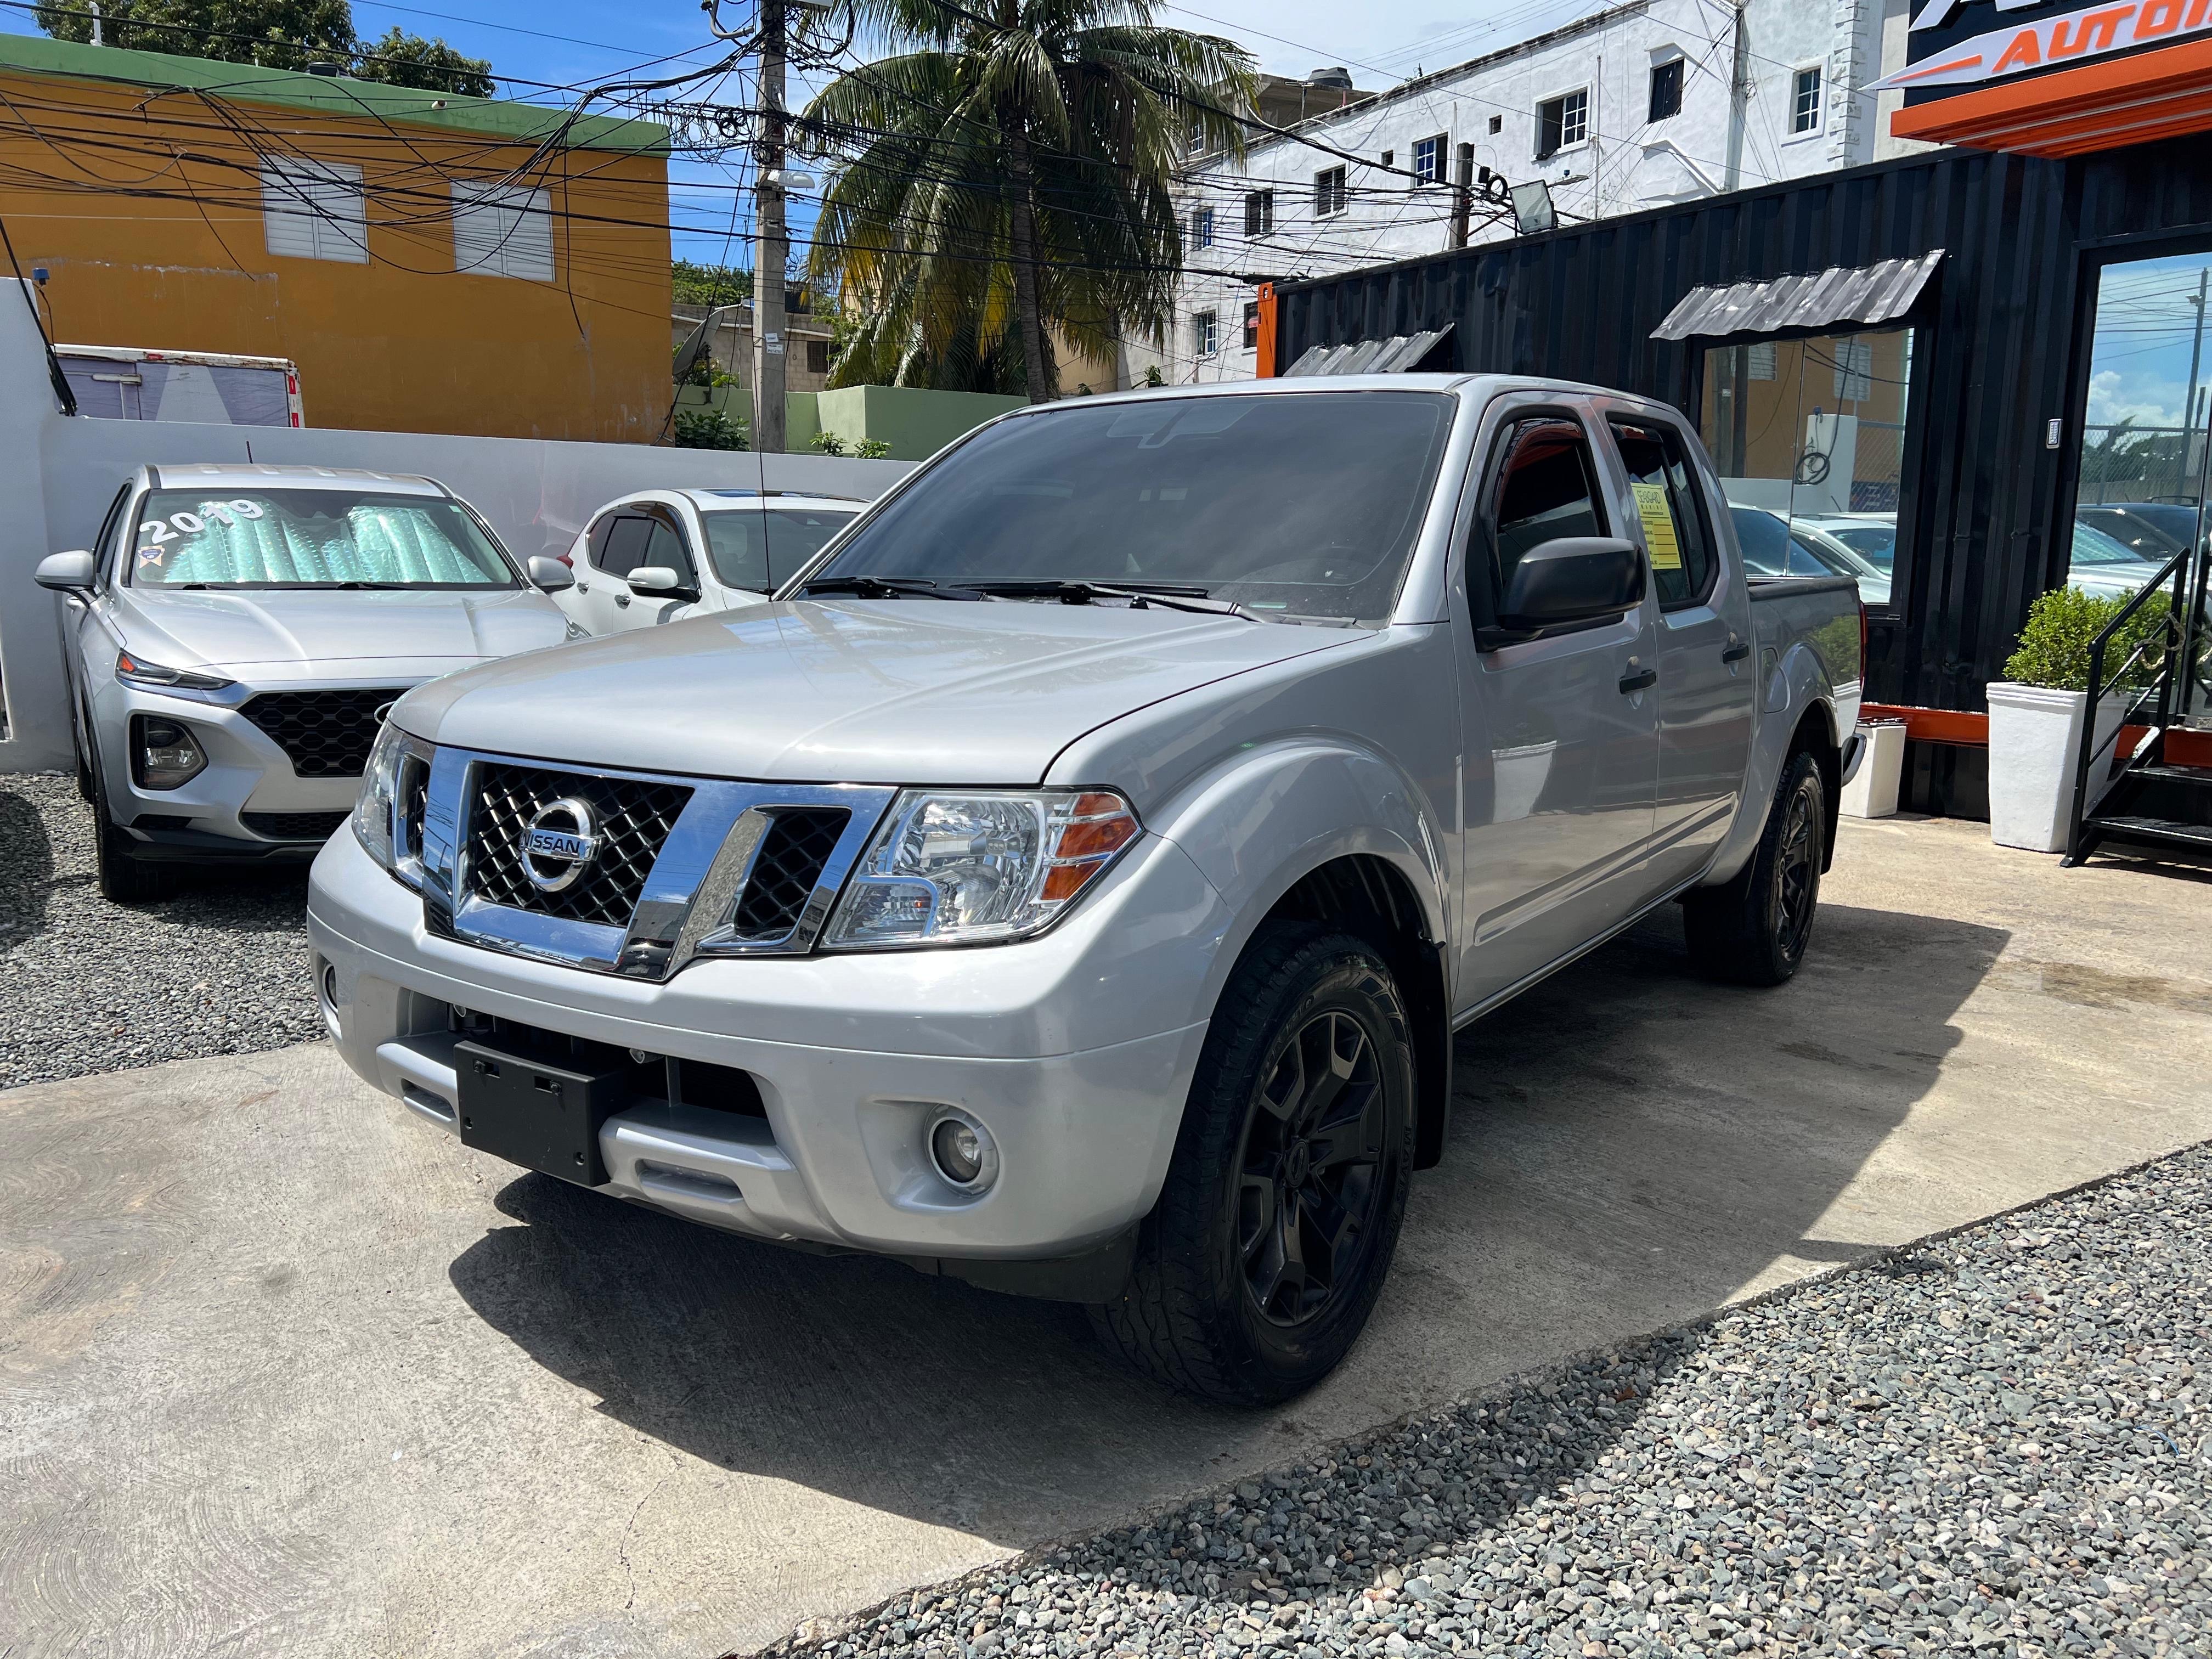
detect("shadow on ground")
(447, 897), (2008, 1551)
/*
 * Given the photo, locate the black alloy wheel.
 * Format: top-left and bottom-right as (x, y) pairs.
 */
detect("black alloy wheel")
(1683, 749), (1825, 986)
(1773, 779), (1820, 965)
(1091, 924), (1415, 1405)
(1238, 1008), (1389, 1328)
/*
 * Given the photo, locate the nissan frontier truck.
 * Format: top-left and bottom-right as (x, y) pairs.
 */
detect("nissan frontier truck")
(308, 377), (1865, 1404)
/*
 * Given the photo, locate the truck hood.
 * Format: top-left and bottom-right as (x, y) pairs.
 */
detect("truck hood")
(396, 599), (1359, 785)
(116, 586), (572, 674)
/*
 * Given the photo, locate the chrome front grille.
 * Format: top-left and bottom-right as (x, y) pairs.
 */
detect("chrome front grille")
(729, 808), (850, 941)
(409, 747), (894, 979)
(464, 763), (693, 928)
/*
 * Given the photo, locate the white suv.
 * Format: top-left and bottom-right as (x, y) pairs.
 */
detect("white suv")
(553, 489), (863, 635)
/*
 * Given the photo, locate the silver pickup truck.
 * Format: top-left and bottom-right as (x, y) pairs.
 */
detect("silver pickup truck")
(308, 378), (1864, 1404)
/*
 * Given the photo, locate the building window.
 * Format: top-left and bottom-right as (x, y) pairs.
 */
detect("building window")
(1194, 310), (1218, 357)
(1649, 58), (1683, 123)
(1699, 327), (1915, 607)
(1412, 134), (1445, 184)
(1792, 66), (1823, 134)
(452, 180), (554, 281)
(1379, 148), (1394, 168)
(1242, 301), (1259, 351)
(1192, 205), (1215, 249)
(1488, 114), (1503, 134)
(1243, 189), (1274, 238)
(1314, 165), (1347, 218)
(806, 339), (830, 375)
(1536, 89), (1588, 160)
(261, 160), (368, 264)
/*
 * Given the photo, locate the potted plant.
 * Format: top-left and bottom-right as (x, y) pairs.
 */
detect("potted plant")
(1987, 585), (2169, 853)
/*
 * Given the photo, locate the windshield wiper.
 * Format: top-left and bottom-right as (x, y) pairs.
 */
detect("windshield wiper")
(962, 579), (1255, 619)
(797, 575), (990, 601)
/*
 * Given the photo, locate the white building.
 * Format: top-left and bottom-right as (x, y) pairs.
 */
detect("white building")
(1143, 0), (1934, 386)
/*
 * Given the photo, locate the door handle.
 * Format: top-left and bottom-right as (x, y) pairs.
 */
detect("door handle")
(614, 594), (630, 609)
(1721, 641), (1751, 663)
(575, 580), (590, 593)
(1618, 667), (1657, 695)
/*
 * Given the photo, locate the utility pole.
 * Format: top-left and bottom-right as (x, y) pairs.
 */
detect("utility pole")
(752, 0), (788, 455)
(1451, 142), (1474, 249)
(1724, 1), (1749, 193)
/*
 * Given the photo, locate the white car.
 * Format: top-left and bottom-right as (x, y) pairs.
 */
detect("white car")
(553, 490), (864, 635)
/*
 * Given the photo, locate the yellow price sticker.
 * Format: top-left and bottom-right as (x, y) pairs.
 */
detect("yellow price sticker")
(1632, 482), (1683, 571)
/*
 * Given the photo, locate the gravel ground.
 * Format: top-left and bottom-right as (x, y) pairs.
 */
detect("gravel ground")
(771, 1146), (2212, 1659)
(0, 771), (320, 1090)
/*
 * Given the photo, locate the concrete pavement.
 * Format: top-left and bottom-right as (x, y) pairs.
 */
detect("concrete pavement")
(4, 816), (2211, 1658)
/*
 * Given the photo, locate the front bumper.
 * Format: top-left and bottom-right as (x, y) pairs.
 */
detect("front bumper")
(90, 676), (407, 859)
(308, 825), (1227, 1279)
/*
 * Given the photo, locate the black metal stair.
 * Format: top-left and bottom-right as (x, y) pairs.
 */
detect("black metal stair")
(2064, 540), (2212, 866)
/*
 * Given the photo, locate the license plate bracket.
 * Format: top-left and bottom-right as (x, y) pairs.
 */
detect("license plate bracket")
(455, 1039), (628, 1186)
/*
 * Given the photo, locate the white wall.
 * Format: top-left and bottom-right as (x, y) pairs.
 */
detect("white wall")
(0, 286), (914, 770)
(1146, 0), (1890, 386)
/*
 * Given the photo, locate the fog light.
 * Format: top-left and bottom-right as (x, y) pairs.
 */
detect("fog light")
(132, 714), (207, 789)
(928, 1110), (998, 1191)
(319, 960), (340, 1012)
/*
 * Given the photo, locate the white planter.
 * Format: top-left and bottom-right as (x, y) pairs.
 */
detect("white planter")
(1839, 718), (1906, 819)
(1985, 682), (2126, 854)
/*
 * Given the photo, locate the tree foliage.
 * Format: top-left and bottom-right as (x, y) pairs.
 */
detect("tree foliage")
(2003, 584), (2172, 692)
(38, 0), (493, 95)
(805, 0), (1253, 400)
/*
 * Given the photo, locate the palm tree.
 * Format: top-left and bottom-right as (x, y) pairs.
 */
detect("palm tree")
(805, 0), (1253, 401)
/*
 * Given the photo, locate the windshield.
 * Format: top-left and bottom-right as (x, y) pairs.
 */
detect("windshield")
(128, 489), (516, 588)
(2070, 520), (2158, 567)
(703, 506), (857, 592)
(801, 391), (1455, 622)
(1825, 522), (1897, 569)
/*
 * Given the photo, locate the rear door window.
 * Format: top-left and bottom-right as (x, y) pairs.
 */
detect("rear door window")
(1609, 419), (1717, 608)
(595, 516), (655, 579)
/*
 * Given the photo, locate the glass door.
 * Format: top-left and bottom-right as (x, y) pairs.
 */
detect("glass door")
(2070, 251), (2212, 729)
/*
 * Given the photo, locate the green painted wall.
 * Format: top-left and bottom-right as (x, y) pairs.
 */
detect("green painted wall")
(670, 383), (1021, 459)
(815, 386), (1025, 461)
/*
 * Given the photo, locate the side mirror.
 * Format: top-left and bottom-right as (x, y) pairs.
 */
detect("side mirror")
(1497, 537), (1644, 631)
(36, 549), (97, 592)
(627, 566), (695, 600)
(526, 556), (575, 592)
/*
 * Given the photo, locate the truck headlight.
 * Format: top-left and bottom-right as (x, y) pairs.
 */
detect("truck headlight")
(822, 788), (1140, 949)
(353, 720), (407, 871)
(131, 714), (207, 789)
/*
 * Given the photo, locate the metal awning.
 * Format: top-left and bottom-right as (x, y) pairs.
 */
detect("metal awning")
(1650, 251), (1944, 342)
(1283, 324), (1453, 377)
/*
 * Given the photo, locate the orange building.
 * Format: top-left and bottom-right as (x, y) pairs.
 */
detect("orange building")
(0, 33), (672, 440)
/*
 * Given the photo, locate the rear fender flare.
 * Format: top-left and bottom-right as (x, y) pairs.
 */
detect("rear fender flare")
(1704, 645), (1843, 888)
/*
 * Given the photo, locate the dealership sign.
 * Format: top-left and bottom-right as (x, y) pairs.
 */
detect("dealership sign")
(1874, 0), (2212, 89)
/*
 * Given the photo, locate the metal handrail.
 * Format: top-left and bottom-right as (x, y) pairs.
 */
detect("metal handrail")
(2063, 545), (2191, 865)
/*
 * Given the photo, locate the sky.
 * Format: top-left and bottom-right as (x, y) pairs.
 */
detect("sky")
(2083, 253), (2212, 438)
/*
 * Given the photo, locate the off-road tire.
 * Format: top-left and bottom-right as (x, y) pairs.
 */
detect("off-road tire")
(1090, 924), (1415, 1406)
(1683, 750), (1825, 986)
(90, 757), (178, 905)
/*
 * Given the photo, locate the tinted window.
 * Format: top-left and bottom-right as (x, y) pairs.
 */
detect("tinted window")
(1486, 417), (1606, 601)
(704, 507), (856, 591)
(808, 392), (1454, 622)
(1610, 419), (1716, 607)
(1730, 506), (1793, 576)
(1787, 529), (1850, 577)
(1828, 523), (1897, 568)
(641, 518), (696, 585)
(596, 516), (654, 579)
(129, 489), (513, 588)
